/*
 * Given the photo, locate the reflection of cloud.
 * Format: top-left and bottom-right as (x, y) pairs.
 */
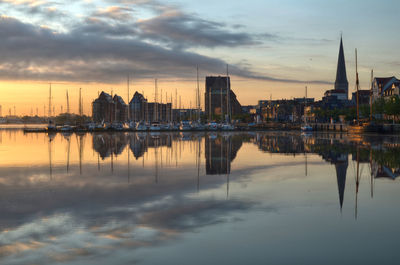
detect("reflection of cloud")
(0, 195), (255, 264)
(3, 131), (397, 264)
(138, 198), (255, 231)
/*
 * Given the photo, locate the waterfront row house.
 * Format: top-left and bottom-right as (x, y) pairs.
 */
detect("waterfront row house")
(92, 92), (128, 123)
(372, 76), (400, 101)
(92, 92), (115, 123)
(129, 91), (172, 123)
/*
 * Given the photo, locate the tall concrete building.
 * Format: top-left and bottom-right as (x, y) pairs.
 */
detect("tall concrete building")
(334, 37), (349, 99)
(205, 76), (242, 121)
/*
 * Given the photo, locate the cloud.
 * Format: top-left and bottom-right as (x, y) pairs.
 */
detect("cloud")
(136, 9), (260, 49)
(0, 0), (64, 19)
(92, 6), (135, 22)
(0, 0), (332, 85)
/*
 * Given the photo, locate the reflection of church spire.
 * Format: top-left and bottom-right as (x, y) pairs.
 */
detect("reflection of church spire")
(334, 155), (348, 211)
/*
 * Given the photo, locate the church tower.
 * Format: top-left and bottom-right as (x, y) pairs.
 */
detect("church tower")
(334, 37), (349, 99)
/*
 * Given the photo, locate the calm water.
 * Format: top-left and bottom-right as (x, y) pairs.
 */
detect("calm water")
(0, 130), (400, 265)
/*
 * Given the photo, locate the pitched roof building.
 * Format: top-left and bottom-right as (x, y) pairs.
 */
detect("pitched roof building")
(372, 76), (400, 101)
(92, 91), (115, 123)
(113, 95), (128, 122)
(92, 92), (128, 123)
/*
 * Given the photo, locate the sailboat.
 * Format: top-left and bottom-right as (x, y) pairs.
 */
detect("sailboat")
(348, 49), (364, 134)
(301, 86), (313, 132)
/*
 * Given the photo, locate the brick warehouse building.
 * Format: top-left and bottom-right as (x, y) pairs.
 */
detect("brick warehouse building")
(205, 76), (242, 121)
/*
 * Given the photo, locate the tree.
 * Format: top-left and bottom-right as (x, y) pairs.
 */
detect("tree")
(384, 95), (400, 122)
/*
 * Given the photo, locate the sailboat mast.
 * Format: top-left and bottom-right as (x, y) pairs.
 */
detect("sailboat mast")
(355, 49), (360, 124)
(226, 64), (230, 123)
(305, 86), (307, 123)
(197, 65), (200, 122)
(170, 93), (173, 122)
(79, 87), (82, 116)
(220, 72), (223, 123)
(154, 79), (158, 122)
(370, 69), (373, 122)
(66, 90), (70, 114)
(48, 83), (52, 117)
(175, 88), (178, 122)
(127, 75), (130, 121)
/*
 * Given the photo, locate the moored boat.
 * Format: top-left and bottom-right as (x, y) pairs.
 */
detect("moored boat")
(206, 122), (218, 131)
(180, 120), (192, 131)
(221, 123), (235, 131)
(301, 124), (313, 132)
(136, 121), (148, 131)
(149, 122), (161, 131)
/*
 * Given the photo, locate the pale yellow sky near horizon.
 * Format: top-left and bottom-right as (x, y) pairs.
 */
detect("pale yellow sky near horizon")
(0, 78), (333, 116)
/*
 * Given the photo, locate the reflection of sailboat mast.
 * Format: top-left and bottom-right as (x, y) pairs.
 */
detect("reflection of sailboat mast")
(305, 153), (308, 176)
(226, 136), (231, 199)
(97, 153), (100, 171)
(76, 134), (84, 175)
(128, 146), (131, 183)
(355, 145), (360, 220)
(175, 137), (178, 167)
(48, 136), (53, 180)
(155, 139), (159, 183)
(160, 142), (163, 169)
(111, 152), (114, 174)
(220, 136), (223, 175)
(179, 138), (182, 160)
(197, 137), (201, 192)
(369, 148), (374, 198)
(66, 136), (70, 173)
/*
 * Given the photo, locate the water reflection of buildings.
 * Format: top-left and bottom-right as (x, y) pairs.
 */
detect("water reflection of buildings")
(90, 132), (400, 200)
(374, 165), (400, 180)
(93, 133), (128, 159)
(256, 133), (306, 154)
(42, 131), (400, 219)
(92, 133), (243, 177)
(93, 132), (174, 161)
(205, 134), (242, 175)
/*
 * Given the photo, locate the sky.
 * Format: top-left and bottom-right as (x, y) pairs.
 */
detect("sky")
(0, 0), (399, 116)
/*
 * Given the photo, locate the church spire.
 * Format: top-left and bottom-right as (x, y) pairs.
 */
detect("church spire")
(334, 36), (349, 99)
